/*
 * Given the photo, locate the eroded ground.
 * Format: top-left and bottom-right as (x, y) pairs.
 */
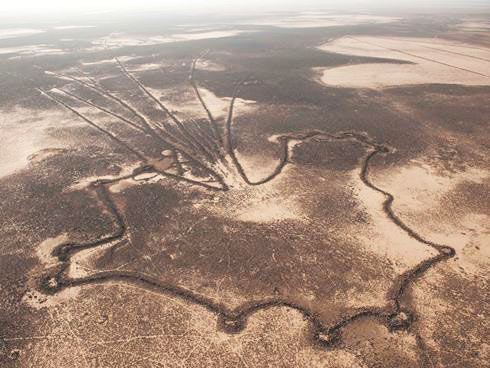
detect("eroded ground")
(0, 10), (489, 368)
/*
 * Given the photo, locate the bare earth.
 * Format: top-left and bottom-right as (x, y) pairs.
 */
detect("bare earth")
(0, 10), (489, 368)
(317, 36), (490, 88)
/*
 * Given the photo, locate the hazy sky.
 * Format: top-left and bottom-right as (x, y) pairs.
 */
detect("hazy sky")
(1, 0), (489, 16)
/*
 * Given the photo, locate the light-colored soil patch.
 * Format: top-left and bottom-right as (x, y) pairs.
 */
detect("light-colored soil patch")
(194, 58), (226, 71)
(169, 30), (246, 41)
(205, 163), (305, 224)
(0, 107), (76, 178)
(69, 241), (119, 277)
(375, 161), (487, 211)
(371, 160), (489, 276)
(350, 170), (438, 270)
(455, 19), (490, 32)
(148, 85), (257, 121)
(430, 213), (490, 276)
(109, 166), (167, 194)
(0, 28), (45, 39)
(22, 233), (82, 309)
(36, 234), (69, 266)
(316, 36), (490, 88)
(235, 194), (302, 223)
(108, 179), (136, 193)
(52, 25), (95, 30)
(127, 63), (166, 72)
(248, 13), (398, 28)
(68, 163), (141, 191)
(90, 30), (247, 50)
(0, 44), (65, 57)
(80, 55), (140, 66)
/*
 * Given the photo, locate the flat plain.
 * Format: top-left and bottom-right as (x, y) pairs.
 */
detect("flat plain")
(0, 10), (489, 368)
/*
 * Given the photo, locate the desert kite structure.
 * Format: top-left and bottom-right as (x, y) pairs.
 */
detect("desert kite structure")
(34, 55), (455, 358)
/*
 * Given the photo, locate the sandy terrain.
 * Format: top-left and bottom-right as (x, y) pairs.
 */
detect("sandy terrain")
(317, 36), (490, 88)
(248, 13), (398, 28)
(0, 11), (489, 368)
(0, 28), (45, 40)
(53, 26), (96, 30)
(0, 45), (66, 57)
(0, 107), (78, 178)
(90, 30), (248, 50)
(456, 19), (490, 32)
(149, 84), (257, 122)
(0, 29), (247, 58)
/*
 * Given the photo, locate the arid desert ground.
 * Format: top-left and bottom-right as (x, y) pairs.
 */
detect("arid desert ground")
(0, 7), (489, 368)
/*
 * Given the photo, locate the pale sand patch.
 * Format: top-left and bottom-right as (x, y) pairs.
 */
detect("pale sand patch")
(0, 44), (65, 57)
(233, 151), (284, 183)
(35, 232), (107, 280)
(68, 241), (119, 278)
(80, 55), (140, 66)
(247, 13), (398, 28)
(362, 160), (489, 273)
(80, 58), (114, 66)
(109, 168), (167, 193)
(147, 85), (257, 121)
(349, 170), (438, 270)
(90, 30), (246, 50)
(36, 234), (69, 266)
(23, 233), (82, 309)
(148, 157), (173, 171)
(127, 63), (165, 72)
(108, 179), (136, 193)
(0, 107), (76, 178)
(0, 28), (44, 40)
(456, 19), (490, 32)
(170, 30), (247, 41)
(206, 164), (305, 224)
(195, 59), (226, 72)
(53, 25), (95, 30)
(67, 162), (141, 191)
(426, 214), (490, 276)
(236, 197), (301, 223)
(394, 205), (489, 279)
(375, 162), (488, 212)
(316, 36), (490, 88)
